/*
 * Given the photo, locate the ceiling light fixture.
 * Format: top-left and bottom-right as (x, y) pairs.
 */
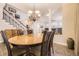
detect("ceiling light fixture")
(28, 4), (41, 22)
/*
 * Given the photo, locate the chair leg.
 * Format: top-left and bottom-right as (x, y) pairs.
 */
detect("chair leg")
(48, 45), (51, 56)
(51, 44), (54, 56)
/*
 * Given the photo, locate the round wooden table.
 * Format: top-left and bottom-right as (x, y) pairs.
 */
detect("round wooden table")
(8, 34), (43, 56)
(8, 34), (43, 46)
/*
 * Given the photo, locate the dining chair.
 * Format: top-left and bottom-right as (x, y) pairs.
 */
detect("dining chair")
(17, 29), (24, 35)
(4, 29), (13, 39)
(31, 30), (50, 56)
(34, 30), (55, 56)
(41, 31), (51, 56)
(4, 29), (18, 38)
(11, 29), (18, 37)
(4, 29), (23, 47)
(1, 31), (26, 56)
(48, 29), (55, 55)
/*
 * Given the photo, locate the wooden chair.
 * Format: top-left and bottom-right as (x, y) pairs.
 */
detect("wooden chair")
(41, 31), (51, 56)
(5, 29), (24, 38)
(11, 29), (18, 37)
(4, 29), (24, 47)
(48, 29), (55, 55)
(4, 29), (18, 38)
(31, 30), (50, 56)
(1, 31), (26, 56)
(34, 30), (55, 56)
(17, 29), (24, 35)
(4, 29), (13, 39)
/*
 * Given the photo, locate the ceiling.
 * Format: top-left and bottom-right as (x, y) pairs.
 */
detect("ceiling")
(8, 3), (62, 16)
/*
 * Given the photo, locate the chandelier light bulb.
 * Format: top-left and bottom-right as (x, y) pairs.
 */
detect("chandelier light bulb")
(38, 14), (41, 17)
(35, 10), (40, 14)
(28, 10), (33, 14)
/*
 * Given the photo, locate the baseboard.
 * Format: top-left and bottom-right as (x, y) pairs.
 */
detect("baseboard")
(54, 41), (67, 47)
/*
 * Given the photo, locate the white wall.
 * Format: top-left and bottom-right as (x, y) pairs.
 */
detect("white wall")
(62, 4), (76, 46)
(62, 4), (78, 55)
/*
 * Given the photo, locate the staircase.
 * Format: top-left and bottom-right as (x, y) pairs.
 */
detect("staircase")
(0, 20), (16, 31)
(3, 4), (27, 30)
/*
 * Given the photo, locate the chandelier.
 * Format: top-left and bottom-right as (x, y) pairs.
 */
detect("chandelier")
(28, 4), (41, 22)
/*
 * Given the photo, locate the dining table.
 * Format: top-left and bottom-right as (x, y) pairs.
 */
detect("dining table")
(8, 33), (43, 46)
(8, 33), (43, 55)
